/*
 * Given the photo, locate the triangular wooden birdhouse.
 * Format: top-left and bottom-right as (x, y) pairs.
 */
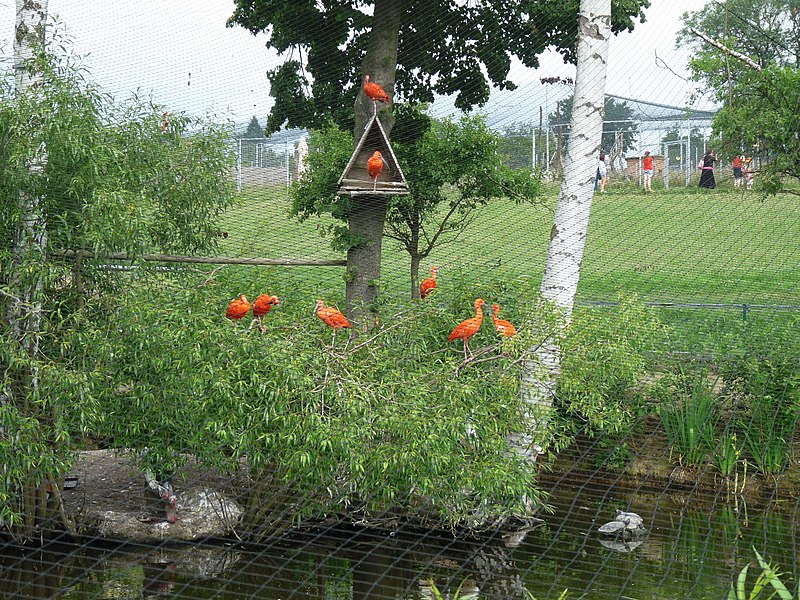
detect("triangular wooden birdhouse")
(338, 112), (409, 195)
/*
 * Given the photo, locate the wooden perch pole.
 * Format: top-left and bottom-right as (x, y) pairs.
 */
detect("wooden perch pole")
(689, 27), (762, 71)
(56, 249), (346, 267)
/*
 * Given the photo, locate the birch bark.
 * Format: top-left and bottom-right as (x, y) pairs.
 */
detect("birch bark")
(512, 0), (611, 459)
(8, 0), (49, 390)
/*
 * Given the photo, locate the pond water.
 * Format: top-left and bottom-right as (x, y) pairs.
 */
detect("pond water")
(2, 478), (798, 599)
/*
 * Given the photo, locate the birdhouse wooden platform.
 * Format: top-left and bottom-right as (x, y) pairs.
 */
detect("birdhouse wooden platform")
(338, 113), (409, 195)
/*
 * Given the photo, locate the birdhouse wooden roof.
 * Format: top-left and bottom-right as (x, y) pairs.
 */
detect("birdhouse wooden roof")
(338, 112), (409, 195)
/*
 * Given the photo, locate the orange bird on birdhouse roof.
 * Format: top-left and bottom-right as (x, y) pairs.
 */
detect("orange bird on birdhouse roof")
(363, 74), (391, 104)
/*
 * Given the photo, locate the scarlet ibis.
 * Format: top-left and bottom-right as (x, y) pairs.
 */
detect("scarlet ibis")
(448, 298), (486, 358)
(367, 150), (384, 191)
(144, 469), (178, 524)
(419, 266), (439, 299)
(314, 299), (351, 347)
(226, 294), (251, 326)
(491, 303), (517, 337)
(250, 294), (280, 333)
(363, 74), (391, 104)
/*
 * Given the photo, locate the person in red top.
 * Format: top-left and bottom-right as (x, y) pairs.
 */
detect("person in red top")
(642, 150), (654, 192)
(733, 155), (744, 188)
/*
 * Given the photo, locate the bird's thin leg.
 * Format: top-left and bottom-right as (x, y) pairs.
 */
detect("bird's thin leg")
(248, 318), (258, 331)
(373, 177), (377, 191)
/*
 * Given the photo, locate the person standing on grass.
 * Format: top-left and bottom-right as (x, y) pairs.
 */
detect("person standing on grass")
(744, 156), (755, 190)
(642, 150), (654, 192)
(733, 155), (744, 188)
(597, 151), (608, 193)
(699, 149), (716, 189)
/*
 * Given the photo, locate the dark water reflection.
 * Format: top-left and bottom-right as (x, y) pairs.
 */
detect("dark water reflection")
(2, 481), (799, 599)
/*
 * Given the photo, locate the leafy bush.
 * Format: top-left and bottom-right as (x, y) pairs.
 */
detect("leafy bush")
(0, 30), (236, 535)
(66, 266), (554, 530)
(556, 295), (666, 435)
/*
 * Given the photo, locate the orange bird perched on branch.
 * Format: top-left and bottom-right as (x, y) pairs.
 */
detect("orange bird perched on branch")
(367, 150), (384, 191)
(419, 266), (439, 299)
(314, 299), (351, 347)
(491, 303), (517, 337)
(226, 294), (251, 326)
(363, 74), (391, 104)
(448, 298), (486, 358)
(250, 294), (280, 333)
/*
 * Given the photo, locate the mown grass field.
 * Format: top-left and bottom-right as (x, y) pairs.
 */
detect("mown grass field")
(219, 182), (800, 309)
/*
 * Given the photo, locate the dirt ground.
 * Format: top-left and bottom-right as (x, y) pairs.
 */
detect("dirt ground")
(61, 450), (246, 541)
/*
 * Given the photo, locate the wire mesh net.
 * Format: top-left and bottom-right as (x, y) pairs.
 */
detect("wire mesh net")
(2, 0), (800, 598)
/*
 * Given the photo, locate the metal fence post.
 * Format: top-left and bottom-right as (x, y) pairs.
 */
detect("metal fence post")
(237, 138), (242, 193)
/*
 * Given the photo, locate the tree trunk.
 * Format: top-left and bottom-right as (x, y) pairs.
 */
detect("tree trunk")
(8, 0), (53, 539)
(345, 0), (400, 326)
(512, 0), (611, 460)
(409, 217), (422, 299)
(410, 253), (421, 300)
(10, 0), (49, 340)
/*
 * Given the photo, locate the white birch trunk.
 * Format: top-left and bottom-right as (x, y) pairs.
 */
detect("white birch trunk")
(8, 0), (49, 394)
(512, 0), (611, 460)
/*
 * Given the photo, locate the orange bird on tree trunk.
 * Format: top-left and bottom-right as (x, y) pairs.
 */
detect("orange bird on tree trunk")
(363, 75), (391, 104)
(367, 150), (384, 191)
(419, 265), (439, 299)
(314, 299), (351, 347)
(226, 294), (251, 326)
(250, 294), (280, 333)
(491, 303), (517, 337)
(448, 298), (486, 358)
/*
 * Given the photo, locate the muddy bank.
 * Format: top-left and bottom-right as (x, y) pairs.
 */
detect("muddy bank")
(62, 450), (246, 542)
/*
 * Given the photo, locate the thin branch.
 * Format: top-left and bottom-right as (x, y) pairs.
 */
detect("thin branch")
(55, 249), (346, 267)
(654, 50), (689, 82)
(689, 27), (762, 71)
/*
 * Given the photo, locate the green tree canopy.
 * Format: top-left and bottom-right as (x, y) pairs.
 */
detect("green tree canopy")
(0, 33), (236, 533)
(0, 51), (235, 262)
(388, 108), (543, 296)
(678, 0), (800, 96)
(552, 95), (639, 157)
(290, 108), (543, 297)
(678, 1), (800, 190)
(713, 65), (800, 191)
(244, 115), (264, 137)
(228, 0), (651, 133)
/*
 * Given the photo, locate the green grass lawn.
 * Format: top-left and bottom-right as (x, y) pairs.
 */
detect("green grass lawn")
(220, 183), (800, 308)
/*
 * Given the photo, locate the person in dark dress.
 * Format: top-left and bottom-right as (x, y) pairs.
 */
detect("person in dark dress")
(699, 149), (716, 189)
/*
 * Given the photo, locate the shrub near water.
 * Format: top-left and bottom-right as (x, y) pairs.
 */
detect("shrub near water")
(716, 317), (800, 477)
(73, 268), (548, 529)
(557, 296), (665, 437)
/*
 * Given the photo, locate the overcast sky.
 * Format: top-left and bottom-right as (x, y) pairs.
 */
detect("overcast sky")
(1, 1), (710, 131)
